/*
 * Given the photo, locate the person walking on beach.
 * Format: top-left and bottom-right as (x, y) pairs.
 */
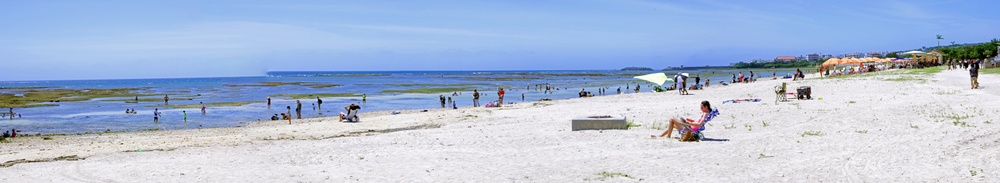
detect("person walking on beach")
(317, 97), (323, 109)
(498, 88), (505, 106)
(749, 71), (754, 83)
(473, 89), (480, 107)
(286, 106), (292, 124)
(970, 60), (980, 89)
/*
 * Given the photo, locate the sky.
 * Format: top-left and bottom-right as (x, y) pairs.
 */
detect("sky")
(1, 0), (998, 81)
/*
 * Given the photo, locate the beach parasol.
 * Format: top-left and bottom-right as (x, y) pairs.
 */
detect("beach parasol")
(633, 73), (672, 86)
(822, 58), (841, 66)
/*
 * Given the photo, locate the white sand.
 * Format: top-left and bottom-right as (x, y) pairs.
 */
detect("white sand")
(1, 68), (998, 182)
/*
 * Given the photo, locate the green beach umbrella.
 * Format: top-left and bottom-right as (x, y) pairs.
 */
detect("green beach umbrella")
(633, 73), (673, 86)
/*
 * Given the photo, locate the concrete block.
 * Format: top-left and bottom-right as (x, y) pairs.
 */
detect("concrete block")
(572, 115), (627, 131)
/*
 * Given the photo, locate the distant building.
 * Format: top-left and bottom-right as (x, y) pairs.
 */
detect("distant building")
(775, 56), (797, 62)
(868, 52), (882, 58)
(806, 53), (820, 61)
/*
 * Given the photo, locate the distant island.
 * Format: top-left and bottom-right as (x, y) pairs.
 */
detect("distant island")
(620, 67), (654, 71)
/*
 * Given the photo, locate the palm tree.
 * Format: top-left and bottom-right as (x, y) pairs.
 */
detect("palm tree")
(936, 34), (943, 47)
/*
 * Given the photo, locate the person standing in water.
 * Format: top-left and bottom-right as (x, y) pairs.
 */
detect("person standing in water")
(183, 111), (187, 122)
(163, 95), (169, 105)
(267, 96), (271, 107)
(439, 95), (446, 108)
(362, 94), (367, 105)
(317, 97), (323, 110)
(472, 89), (480, 107)
(295, 100), (302, 119)
(498, 88), (505, 107)
(153, 108), (160, 122)
(200, 102), (206, 114)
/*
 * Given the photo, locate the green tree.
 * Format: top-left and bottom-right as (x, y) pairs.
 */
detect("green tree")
(885, 52), (899, 58)
(936, 34), (943, 47)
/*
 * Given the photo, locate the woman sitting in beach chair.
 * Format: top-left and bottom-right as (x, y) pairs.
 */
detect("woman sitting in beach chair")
(652, 101), (718, 141)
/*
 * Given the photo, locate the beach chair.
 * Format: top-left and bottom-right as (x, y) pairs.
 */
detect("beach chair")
(676, 108), (720, 141)
(774, 82), (788, 104)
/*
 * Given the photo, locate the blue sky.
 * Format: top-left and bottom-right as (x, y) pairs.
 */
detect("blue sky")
(1, 0), (997, 81)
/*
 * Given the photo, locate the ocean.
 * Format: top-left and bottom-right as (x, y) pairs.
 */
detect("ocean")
(0, 69), (804, 134)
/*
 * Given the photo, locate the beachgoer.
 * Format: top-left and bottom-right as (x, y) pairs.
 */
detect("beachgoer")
(971, 60), (980, 89)
(362, 94), (367, 104)
(694, 75), (701, 90)
(317, 97), (323, 109)
(653, 101), (712, 139)
(521, 93), (525, 101)
(579, 89), (586, 97)
(448, 96), (452, 104)
(498, 88), (505, 107)
(267, 96), (271, 107)
(153, 108), (160, 122)
(126, 109), (130, 114)
(732, 74), (736, 83)
(131, 108), (136, 114)
(340, 103), (361, 122)
(164, 95), (169, 105)
(135, 96), (139, 102)
(440, 95), (446, 108)
(635, 84), (640, 93)
(749, 71), (754, 83)
(183, 111), (187, 121)
(295, 100), (302, 119)
(473, 90), (480, 107)
(617, 87), (621, 94)
(9, 128), (14, 138)
(705, 78), (710, 87)
(200, 102), (206, 114)
(739, 72), (744, 83)
(286, 106), (292, 124)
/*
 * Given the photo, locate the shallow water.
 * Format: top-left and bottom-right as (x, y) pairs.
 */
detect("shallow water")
(0, 69), (804, 134)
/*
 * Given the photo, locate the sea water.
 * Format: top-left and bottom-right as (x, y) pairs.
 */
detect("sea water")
(0, 69), (805, 134)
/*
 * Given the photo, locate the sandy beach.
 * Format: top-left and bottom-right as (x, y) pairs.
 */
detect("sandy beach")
(1, 68), (998, 182)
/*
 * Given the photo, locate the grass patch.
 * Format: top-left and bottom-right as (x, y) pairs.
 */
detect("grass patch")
(801, 130), (823, 137)
(152, 101), (252, 108)
(855, 130), (868, 134)
(224, 82), (341, 89)
(0, 88), (155, 108)
(381, 87), (470, 94)
(883, 76), (926, 82)
(272, 93), (362, 99)
(982, 67), (1000, 75)
(464, 77), (539, 81)
(903, 66), (944, 75)
(384, 83), (483, 87)
(625, 120), (641, 129)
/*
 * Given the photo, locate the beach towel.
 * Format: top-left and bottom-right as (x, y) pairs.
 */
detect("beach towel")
(723, 98), (761, 104)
